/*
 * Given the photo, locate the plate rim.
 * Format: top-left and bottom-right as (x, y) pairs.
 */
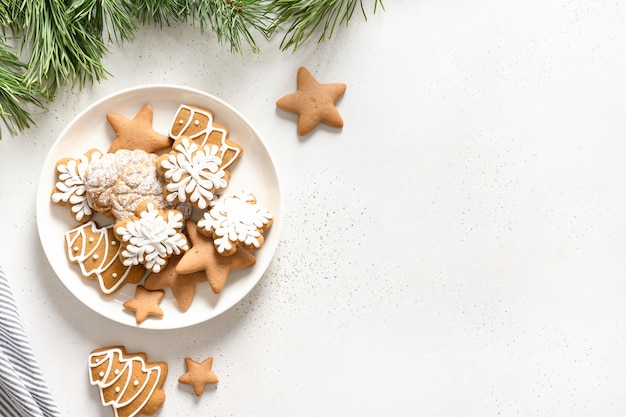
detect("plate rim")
(36, 83), (282, 330)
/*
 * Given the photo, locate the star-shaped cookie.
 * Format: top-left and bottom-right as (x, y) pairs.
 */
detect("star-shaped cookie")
(276, 66), (346, 136)
(176, 220), (256, 294)
(107, 104), (171, 153)
(123, 285), (165, 324)
(144, 254), (207, 312)
(178, 357), (218, 396)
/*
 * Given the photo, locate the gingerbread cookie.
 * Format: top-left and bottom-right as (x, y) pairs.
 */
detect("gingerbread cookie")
(169, 104), (243, 170)
(197, 190), (273, 256)
(107, 104), (171, 153)
(114, 200), (189, 273)
(276, 66), (346, 136)
(178, 357), (218, 396)
(156, 136), (229, 210)
(89, 346), (167, 417)
(176, 220), (256, 294)
(85, 149), (192, 222)
(144, 254), (207, 312)
(123, 285), (165, 324)
(51, 148), (103, 223)
(64, 221), (145, 295)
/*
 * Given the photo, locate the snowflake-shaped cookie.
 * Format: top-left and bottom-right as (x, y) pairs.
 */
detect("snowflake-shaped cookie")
(114, 200), (189, 273)
(197, 190), (273, 256)
(51, 149), (102, 222)
(157, 136), (228, 210)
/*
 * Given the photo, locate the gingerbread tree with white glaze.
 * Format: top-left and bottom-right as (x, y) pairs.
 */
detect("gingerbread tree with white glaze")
(88, 346), (167, 417)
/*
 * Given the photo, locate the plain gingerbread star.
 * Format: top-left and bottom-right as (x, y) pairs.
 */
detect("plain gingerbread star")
(144, 254), (207, 312)
(107, 104), (171, 153)
(123, 285), (165, 324)
(276, 66), (346, 136)
(176, 220), (256, 294)
(178, 357), (218, 396)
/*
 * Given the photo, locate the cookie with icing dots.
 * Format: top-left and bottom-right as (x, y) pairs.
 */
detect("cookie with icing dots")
(169, 104), (243, 170)
(64, 221), (145, 295)
(88, 346), (167, 417)
(114, 200), (189, 273)
(196, 190), (273, 256)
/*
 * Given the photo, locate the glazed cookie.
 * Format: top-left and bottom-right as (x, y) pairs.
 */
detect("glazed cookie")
(169, 104), (243, 170)
(51, 148), (103, 223)
(276, 66), (346, 136)
(178, 357), (218, 396)
(114, 200), (189, 273)
(197, 190), (273, 256)
(89, 346), (167, 417)
(156, 136), (229, 210)
(107, 104), (171, 153)
(84, 149), (192, 222)
(65, 221), (145, 295)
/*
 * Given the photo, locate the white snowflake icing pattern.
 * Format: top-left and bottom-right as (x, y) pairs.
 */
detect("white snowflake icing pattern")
(116, 202), (189, 273)
(160, 137), (227, 210)
(51, 150), (102, 221)
(198, 190), (273, 254)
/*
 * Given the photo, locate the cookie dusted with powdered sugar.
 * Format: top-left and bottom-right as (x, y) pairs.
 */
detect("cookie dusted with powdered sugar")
(84, 149), (192, 222)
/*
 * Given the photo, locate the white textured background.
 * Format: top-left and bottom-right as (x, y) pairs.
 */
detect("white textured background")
(2, 0), (626, 415)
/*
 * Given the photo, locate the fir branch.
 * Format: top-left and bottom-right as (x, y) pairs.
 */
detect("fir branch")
(67, 0), (137, 44)
(271, 0), (384, 51)
(128, 0), (190, 27)
(0, 40), (43, 138)
(191, 0), (273, 54)
(15, 0), (109, 97)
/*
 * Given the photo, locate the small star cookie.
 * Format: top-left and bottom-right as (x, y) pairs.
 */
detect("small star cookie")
(107, 104), (171, 153)
(144, 254), (207, 312)
(276, 66), (346, 136)
(123, 285), (165, 324)
(178, 357), (218, 396)
(176, 220), (256, 294)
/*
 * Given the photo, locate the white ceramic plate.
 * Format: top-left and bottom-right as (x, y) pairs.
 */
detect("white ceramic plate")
(36, 84), (281, 329)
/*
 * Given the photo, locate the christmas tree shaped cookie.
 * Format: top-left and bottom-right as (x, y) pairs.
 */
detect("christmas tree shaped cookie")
(168, 104), (243, 170)
(64, 221), (144, 295)
(89, 346), (167, 417)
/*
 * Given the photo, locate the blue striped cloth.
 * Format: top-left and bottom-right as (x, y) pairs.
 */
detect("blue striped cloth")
(0, 267), (61, 417)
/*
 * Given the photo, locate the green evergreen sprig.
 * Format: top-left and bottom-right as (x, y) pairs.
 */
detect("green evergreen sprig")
(271, 0), (384, 51)
(0, 0), (383, 139)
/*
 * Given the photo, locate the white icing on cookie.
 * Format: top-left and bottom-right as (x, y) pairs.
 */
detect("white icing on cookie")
(115, 202), (189, 273)
(197, 190), (273, 254)
(168, 104), (241, 169)
(64, 221), (136, 294)
(160, 137), (228, 210)
(51, 150), (102, 222)
(88, 347), (163, 417)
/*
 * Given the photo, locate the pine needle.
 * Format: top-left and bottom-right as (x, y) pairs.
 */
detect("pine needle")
(191, 0), (273, 54)
(272, 0), (384, 51)
(0, 40), (43, 138)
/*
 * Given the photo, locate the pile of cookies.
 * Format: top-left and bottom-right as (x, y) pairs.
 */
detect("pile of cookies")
(51, 103), (273, 323)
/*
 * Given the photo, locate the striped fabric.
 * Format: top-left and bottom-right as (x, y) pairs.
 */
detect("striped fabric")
(0, 267), (61, 417)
